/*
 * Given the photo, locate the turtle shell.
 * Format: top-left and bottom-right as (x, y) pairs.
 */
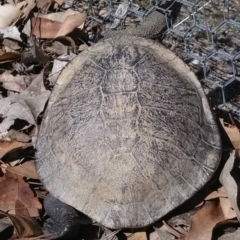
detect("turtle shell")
(36, 36), (221, 229)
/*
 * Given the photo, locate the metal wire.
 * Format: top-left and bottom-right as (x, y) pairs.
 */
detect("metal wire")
(86, 0), (240, 119)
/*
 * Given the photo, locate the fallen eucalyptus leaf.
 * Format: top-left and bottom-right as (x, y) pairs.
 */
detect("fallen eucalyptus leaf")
(0, 140), (31, 159)
(7, 161), (40, 180)
(0, 211), (43, 238)
(0, 4), (21, 28)
(55, 12), (87, 37)
(0, 97), (36, 134)
(0, 26), (22, 42)
(219, 150), (240, 222)
(20, 71), (51, 120)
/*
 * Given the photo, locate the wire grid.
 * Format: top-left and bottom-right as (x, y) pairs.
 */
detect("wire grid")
(86, 0), (240, 120)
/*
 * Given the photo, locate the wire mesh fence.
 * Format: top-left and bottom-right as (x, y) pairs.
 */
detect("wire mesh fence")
(85, 0), (240, 123)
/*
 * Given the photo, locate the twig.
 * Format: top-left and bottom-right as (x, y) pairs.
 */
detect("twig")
(173, 0), (212, 28)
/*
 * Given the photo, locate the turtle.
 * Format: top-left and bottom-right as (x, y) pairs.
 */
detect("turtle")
(35, 3), (222, 239)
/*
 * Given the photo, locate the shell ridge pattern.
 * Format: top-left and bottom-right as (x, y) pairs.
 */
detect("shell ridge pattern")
(161, 191), (175, 208)
(137, 135), (191, 160)
(192, 157), (218, 172)
(159, 177), (177, 193)
(179, 138), (202, 177)
(141, 202), (155, 222)
(139, 79), (198, 92)
(89, 58), (108, 71)
(137, 113), (198, 155)
(36, 36), (222, 229)
(140, 105), (201, 127)
(201, 137), (222, 149)
(180, 175), (198, 191)
(130, 152), (160, 190)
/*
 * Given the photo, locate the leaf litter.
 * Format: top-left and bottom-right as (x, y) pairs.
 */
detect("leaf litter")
(0, 0), (240, 240)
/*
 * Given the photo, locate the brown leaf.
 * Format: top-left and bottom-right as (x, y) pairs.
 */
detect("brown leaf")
(3, 129), (31, 143)
(185, 201), (226, 240)
(205, 187), (227, 200)
(3, 39), (21, 51)
(31, 17), (62, 38)
(44, 40), (69, 55)
(151, 226), (175, 240)
(37, 9), (80, 22)
(19, 0), (36, 21)
(219, 151), (240, 221)
(124, 232), (147, 240)
(15, 199), (30, 216)
(54, 0), (66, 6)
(0, 171), (18, 212)
(55, 12), (87, 37)
(220, 119), (240, 149)
(79, 43), (88, 51)
(0, 140), (31, 159)
(36, 0), (53, 11)
(0, 172), (41, 217)
(0, 211), (43, 238)
(0, 52), (21, 63)
(219, 197), (236, 220)
(20, 71), (51, 120)
(162, 220), (183, 238)
(7, 161), (40, 180)
(17, 175), (41, 217)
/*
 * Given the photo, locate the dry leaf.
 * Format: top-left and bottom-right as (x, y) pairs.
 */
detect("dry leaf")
(0, 210), (42, 238)
(0, 4), (21, 28)
(150, 227), (175, 240)
(37, 9), (79, 22)
(219, 150), (240, 221)
(54, 0), (66, 6)
(19, 0), (36, 21)
(100, 228), (119, 240)
(44, 40), (69, 55)
(219, 197), (237, 219)
(31, 17), (62, 38)
(99, 8), (108, 18)
(48, 52), (76, 84)
(0, 52), (21, 63)
(0, 96), (36, 134)
(124, 232), (147, 240)
(7, 161), (40, 180)
(2, 129), (31, 143)
(0, 27), (22, 42)
(55, 12), (87, 37)
(20, 71), (51, 120)
(185, 201), (226, 240)
(0, 213), (13, 232)
(0, 140), (31, 159)
(17, 175), (41, 216)
(205, 187), (228, 200)
(3, 39), (21, 50)
(111, 1), (129, 29)
(36, 0), (53, 11)
(220, 119), (240, 149)
(15, 199), (30, 216)
(0, 71), (34, 92)
(0, 172), (41, 216)
(79, 43), (88, 51)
